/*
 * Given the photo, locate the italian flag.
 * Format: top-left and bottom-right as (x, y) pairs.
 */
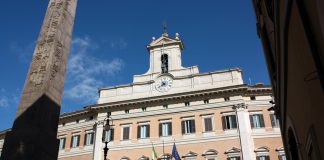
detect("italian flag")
(151, 143), (158, 160)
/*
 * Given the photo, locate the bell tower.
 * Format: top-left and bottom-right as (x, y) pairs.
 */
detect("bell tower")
(145, 31), (185, 74)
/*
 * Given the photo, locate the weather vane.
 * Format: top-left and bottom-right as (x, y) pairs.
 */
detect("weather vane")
(163, 21), (168, 34)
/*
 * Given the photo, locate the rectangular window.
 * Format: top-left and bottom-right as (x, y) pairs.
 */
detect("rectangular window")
(122, 127), (130, 140)
(222, 115), (237, 130)
(279, 155), (287, 160)
(125, 109), (129, 114)
(104, 128), (114, 142)
(227, 157), (241, 160)
(137, 124), (150, 139)
(250, 114), (265, 128)
(270, 113), (280, 128)
(159, 122), (172, 137)
(181, 119), (196, 134)
(224, 97), (230, 101)
(163, 104), (168, 109)
(59, 137), (66, 150)
(84, 131), (94, 145)
(185, 102), (190, 106)
(204, 99), (209, 104)
(257, 156), (270, 160)
(142, 107), (147, 111)
(204, 117), (213, 132)
(250, 96), (256, 100)
(71, 134), (80, 148)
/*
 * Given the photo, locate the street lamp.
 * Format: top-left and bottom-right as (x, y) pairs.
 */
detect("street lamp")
(102, 115), (113, 160)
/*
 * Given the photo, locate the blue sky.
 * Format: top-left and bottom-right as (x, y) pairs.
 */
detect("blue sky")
(0, 1), (269, 131)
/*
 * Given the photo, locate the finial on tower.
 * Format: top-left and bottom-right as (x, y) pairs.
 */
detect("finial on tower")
(162, 21), (168, 36)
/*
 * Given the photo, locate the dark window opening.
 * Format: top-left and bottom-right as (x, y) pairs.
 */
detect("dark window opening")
(161, 54), (168, 73)
(222, 115), (237, 130)
(250, 96), (256, 100)
(185, 102), (190, 106)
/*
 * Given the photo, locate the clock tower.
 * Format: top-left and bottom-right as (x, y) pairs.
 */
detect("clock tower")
(146, 32), (185, 74)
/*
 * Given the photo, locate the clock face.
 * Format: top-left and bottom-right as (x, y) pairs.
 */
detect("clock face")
(155, 76), (173, 92)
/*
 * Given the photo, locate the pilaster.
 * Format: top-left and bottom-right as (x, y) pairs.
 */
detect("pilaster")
(93, 113), (107, 160)
(234, 103), (256, 160)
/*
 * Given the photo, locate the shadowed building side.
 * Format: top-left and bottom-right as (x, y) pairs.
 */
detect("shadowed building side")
(252, 0), (324, 159)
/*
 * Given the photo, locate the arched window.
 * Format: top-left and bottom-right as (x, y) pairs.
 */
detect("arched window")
(202, 149), (218, 160)
(120, 156), (130, 160)
(138, 155), (149, 160)
(161, 54), (168, 73)
(182, 151), (198, 160)
(255, 146), (270, 160)
(158, 153), (171, 160)
(225, 147), (241, 160)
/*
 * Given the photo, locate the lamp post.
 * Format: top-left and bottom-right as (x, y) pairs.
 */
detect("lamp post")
(102, 115), (113, 160)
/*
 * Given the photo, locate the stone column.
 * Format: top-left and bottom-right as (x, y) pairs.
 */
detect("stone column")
(93, 113), (107, 160)
(0, 0), (77, 160)
(234, 103), (256, 160)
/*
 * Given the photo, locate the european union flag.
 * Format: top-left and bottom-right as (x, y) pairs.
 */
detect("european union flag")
(172, 142), (181, 160)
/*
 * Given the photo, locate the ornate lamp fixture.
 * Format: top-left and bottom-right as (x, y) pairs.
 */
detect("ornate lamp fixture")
(102, 115), (113, 160)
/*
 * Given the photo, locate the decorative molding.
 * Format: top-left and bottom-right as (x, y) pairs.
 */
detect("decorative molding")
(233, 103), (248, 110)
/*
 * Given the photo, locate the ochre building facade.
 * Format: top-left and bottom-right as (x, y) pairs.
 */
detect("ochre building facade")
(0, 32), (285, 160)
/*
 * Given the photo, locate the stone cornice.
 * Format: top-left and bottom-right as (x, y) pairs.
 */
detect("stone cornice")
(99, 68), (243, 91)
(0, 128), (10, 139)
(92, 84), (249, 111)
(58, 85), (272, 121)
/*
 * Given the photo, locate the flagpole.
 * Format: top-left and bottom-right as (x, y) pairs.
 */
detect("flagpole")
(163, 140), (165, 159)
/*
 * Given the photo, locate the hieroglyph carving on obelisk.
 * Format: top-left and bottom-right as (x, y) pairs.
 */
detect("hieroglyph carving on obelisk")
(17, 0), (77, 117)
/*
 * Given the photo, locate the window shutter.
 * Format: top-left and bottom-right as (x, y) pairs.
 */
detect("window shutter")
(192, 120), (196, 133)
(70, 136), (73, 148)
(260, 114), (265, 127)
(137, 125), (141, 139)
(63, 138), (66, 149)
(147, 125), (150, 137)
(90, 133), (94, 144)
(204, 118), (212, 131)
(250, 115), (254, 128)
(222, 116), (226, 130)
(77, 135), (80, 147)
(168, 122), (172, 135)
(159, 123), (162, 137)
(123, 127), (129, 140)
(111, 129), (114, 141)
(84, 133), (87, 145)
(233, 115), (238, 128)
(270, 114), (275, 127)
(181, 121), (185, 134)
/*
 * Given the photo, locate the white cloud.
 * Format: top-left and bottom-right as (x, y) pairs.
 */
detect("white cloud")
(64, 37), (124, 103)
(0, 88), (20, 108)
(9, 41), (36, 63)
(0, 96), (9, 108)
(110, 39), (127, 49)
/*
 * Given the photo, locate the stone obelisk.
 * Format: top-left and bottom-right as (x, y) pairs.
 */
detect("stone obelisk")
(0, 0), (77, 160)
